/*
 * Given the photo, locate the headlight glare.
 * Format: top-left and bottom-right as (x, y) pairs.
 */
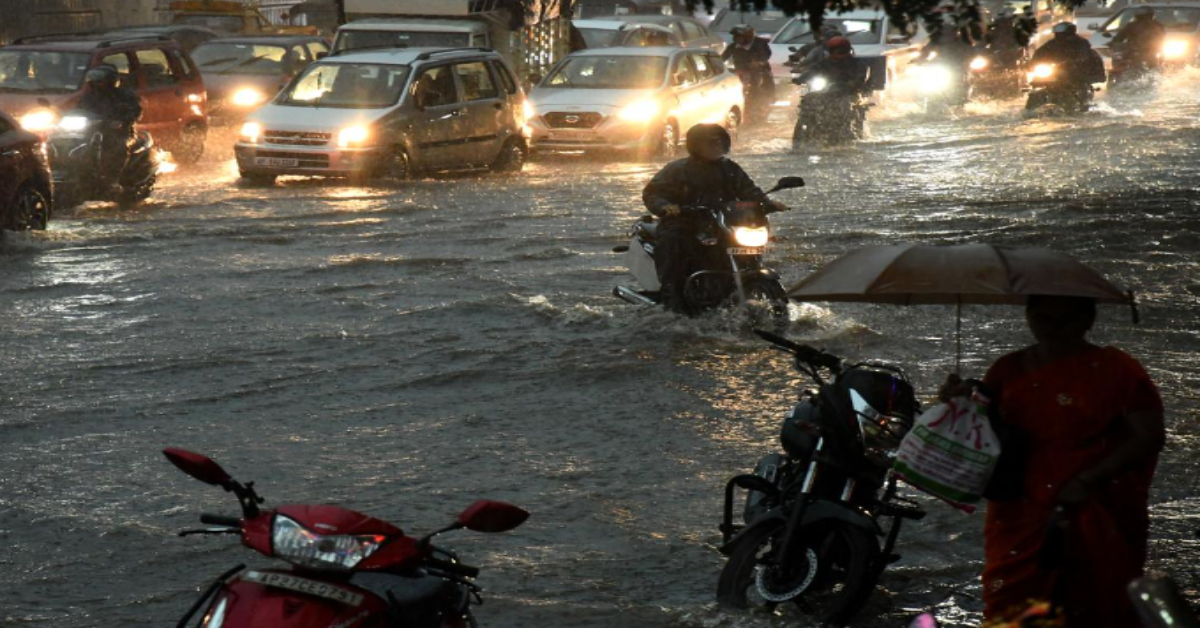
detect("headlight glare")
(522, 100), (537, 122)
(734, 226), (769, 248)
(271, 515), (385, 571)
(969, 56), (989, 71)
(58, 116), (89, 132)
(617, 99), (660, 122)
(337, 125), (370, 148)
(1029, 63), (1055, 81)
(232, 87), (267, 107)
(240, 122), (262, 143)
(20, 109), (58, 133)
(917, 65), (953, 93)
(809, 76), (829, 92)
(1163, 38), (1189, 59)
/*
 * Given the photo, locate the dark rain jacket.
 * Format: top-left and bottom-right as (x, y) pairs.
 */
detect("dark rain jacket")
(1111, 18), (1166, 56)
(801, 56), (871, 95)
(722, 37), (773, 78)
(79, 85), (143, 126)
(643, 157), (767, 230)
(1032, 34), (1107, 84)
(987, 17), (1024, 50)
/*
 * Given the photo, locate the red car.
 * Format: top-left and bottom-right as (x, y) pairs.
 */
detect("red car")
(0, 33), (209, 163)
(0, 110), (52, 230)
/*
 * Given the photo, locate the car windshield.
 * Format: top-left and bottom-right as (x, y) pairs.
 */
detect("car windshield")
(775, 18), (883, 45)
(174, 15), (244, 33)
(578, 28), (621, 48)
(192, 43), (288, 75)
(0, 50), (90, 93)
(280, 62), (410, 108)
(1105, 7), (1200, 32)
(543, 56), (667, 89)
(711, 10), (791, 36)
(334, 30), (471, 53)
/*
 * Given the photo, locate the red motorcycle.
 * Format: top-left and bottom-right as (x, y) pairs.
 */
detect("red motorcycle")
(163, 448), (529, 628)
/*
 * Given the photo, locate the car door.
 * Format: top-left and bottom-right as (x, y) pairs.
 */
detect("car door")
(0, 115), (21, 208)
(133, 48), (186, 141)
(450, 59), (506, 165)
(408, 64), (468, 167)
(668, 52), (704, 134)
(686, 51), (725, 124)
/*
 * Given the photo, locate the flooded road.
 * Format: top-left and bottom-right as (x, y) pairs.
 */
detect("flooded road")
(2, 72), (1199, 628)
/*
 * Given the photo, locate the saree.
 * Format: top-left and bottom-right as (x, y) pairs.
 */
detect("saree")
(981, 346), (1163, 627)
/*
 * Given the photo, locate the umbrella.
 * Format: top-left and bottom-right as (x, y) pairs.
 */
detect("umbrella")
(787, 243), (1136, 372)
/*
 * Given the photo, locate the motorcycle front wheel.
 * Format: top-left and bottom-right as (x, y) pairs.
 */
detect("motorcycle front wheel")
(717, 520), (880, 625)
(742, 280), (790, 329)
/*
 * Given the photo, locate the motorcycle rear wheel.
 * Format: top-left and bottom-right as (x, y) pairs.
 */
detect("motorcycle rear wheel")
(717, 520), (880, 625)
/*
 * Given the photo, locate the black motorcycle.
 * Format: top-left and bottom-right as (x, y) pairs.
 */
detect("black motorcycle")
(1024, 62), (1096, 114)
(46, 109), (157, 209)
(716, 330), (926, 625)
(1109, 45), (1162, 88)
(968, 45), (1028, 99)
(792, 74), (868, 146)
(612, 177), (805, 320)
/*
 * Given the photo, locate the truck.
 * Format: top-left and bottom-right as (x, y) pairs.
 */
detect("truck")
(335, 0), (571, 84)
(169, 0), (320, 36)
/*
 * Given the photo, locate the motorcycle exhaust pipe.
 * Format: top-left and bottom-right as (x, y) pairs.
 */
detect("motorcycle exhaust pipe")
(612, 286), (657, 307)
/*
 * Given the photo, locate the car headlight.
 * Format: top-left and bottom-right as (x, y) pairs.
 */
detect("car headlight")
(337, 125), (370, 148)
(617, 99), (660, 123)
(19, 109), (58, 133)
(1028, 63), (1055, 81)
(232, 87), (267, 107)
(809, 76), (829, 92)
(58, 115), (90, 132)
(969, 55), (989, 72)
(733, 226), (769, 247)
(239, 121), (262, 144)
(1163, 38), (1190, 60)
(271, 515), (386, 571)
(200, 596), (228, 628)
(917, 65), (954, 93)
(522, 100), (537, 123)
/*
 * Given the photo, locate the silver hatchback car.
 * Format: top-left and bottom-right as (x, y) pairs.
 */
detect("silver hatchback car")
(234, 47), (527, 183)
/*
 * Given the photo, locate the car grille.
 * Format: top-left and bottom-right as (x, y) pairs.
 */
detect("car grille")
(254, 150), (331, 168)
(543, 112), (603, 129)
(264, 130), (332, 147)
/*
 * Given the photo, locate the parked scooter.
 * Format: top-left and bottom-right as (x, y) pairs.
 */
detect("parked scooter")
(46, 108), (157, 209)
(611, 177), (805, 321)
(1024, 62), (1097, 114)
(163, 448), (528, 628)
(715, 330), (926, 624)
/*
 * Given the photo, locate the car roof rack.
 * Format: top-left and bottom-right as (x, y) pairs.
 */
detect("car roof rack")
(414, 47), (495, 61)
(12, 32), (171, 46)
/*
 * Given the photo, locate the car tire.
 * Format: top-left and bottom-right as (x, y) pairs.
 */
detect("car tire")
(490, 137), (526, 174)
(239, 171), (277, 186)
(6, 183), (50, 231)
(642, 120), (678, 161)
(172, 123), (206, 165)
(383, 145), (412, 180)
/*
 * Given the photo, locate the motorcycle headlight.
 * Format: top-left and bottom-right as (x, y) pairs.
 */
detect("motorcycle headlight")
(733, 226), (770, 247)
(58, 116), (90, 132)
(1029, 63), (1055, 81)
(271, 515), (386, 571)
(1163, 38), (1190, 60)
(337, 125), (370, 148)
(617, 99), (660, 123)
(239, 121), (262, 144)
(232, 87), (268, 107)
(969, 56), (989, 72)
(19, 108), (58, 133)
(918, 65), (955, 93)
(809, 76), (829, 92)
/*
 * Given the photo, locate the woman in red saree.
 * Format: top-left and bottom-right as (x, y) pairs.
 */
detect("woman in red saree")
(975, 295), (1165, 627)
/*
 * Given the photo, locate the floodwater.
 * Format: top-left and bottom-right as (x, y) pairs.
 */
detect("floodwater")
(2, 71), (1198, 628)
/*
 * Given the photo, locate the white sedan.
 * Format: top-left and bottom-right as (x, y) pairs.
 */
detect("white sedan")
(525, 47), (744, 157)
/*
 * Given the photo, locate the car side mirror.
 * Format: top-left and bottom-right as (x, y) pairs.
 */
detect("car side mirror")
(315, 51), (328, 59)
(1088, 23), (1100, 30)
(788, 46), (798, 52)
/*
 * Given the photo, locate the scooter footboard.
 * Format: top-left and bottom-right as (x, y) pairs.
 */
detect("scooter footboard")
(187, 569), (389, 628)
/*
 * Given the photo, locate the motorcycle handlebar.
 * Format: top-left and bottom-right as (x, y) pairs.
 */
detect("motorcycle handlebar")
(425, 556), (480, 579)
(753, 330), (841, 370)
(200, 514), (242, 528)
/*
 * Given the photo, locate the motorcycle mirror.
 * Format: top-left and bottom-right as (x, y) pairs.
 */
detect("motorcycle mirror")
(908, 613), (940, 628)
(456, 500), (530, 533)
(163, 448), (233, 486)
(767, 176), (806, 193)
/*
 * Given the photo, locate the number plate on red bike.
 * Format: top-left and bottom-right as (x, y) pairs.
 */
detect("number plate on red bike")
(728, 247), (763, 256)
(244, 570), (364, 606)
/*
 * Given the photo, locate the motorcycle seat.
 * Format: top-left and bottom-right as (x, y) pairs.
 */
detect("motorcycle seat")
(636, 220), (659, 241)
(350, 572), (454, 623)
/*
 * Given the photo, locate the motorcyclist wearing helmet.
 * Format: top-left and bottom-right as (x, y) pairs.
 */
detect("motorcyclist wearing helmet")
(792, 37), (871, 148)
(787, 23), (844, 73)
(1110, 7), (1166, 66)
(721, 24), (775, 127)
(642, 124), (788, 314)
(920, 10), (976, 68)
(985, 7), (1031, 68)
(78, 65), (143, 178)
(1030, 22), (1106, 86)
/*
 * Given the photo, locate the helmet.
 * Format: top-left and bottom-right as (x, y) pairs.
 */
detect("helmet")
(826, 36), (853, 56)
(685, 123), (731, 159)
(1133, 6), (1154, 18)
(730, 24), (754, 38)
(1052, 21), (1077, 35)
(85, 64), (119, 88)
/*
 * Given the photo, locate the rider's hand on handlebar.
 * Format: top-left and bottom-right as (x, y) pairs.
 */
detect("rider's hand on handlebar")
(661, 204), (683, 217)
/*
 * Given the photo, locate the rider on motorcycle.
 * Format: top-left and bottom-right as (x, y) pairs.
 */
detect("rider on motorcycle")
(920, 12), (976, 68)
(787, 23), (844, 74)
(985, 8), (1030, 68)
(1030, 22), (1106, 86)
(792, 37), (871, 148)
(77, 65), (142, 178)
(721, 25), (775, 127)
(1110, 7), (1167, 67)
(642, 124), (788, 314)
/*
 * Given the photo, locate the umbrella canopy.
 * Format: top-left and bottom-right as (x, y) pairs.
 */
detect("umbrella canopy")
(787, 243), (1132, 305)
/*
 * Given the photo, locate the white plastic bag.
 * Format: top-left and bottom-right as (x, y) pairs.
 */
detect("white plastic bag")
(893, 395), (999, 514)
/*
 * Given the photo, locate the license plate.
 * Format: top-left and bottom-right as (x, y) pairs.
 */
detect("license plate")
(254, 157), (299, 167)
(728, 247), (763, 256)
(549, 130), (590, 140)
(243, 570), (364, 606)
